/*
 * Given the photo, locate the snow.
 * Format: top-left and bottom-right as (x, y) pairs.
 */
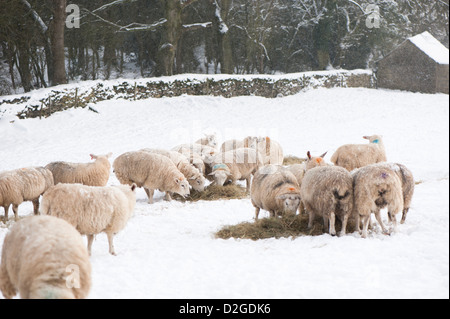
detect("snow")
(408, 31), (449, 65)
(0, 85), (448, 299)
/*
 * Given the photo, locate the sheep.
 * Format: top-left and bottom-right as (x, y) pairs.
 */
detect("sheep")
(172, 143), (218, 167)
(195, 133), (218, 149)
(248, 136), (284, 165)
(45, 153), (112, 186)
(0, 167), (54, 221)
(177, 148), (206, 175)
(113, 151), (190, 204)
(40, 183), (137, 256)
(286, 151), (328, 214)
(209, 147), (263, 192)
(219, 136), (258, 153)
(286, 151), (328, 188)
(330, 135), (387, 171)
(140, 148), (206, 194)
(300, 166), (353, 236)
(352, 163), (404, 238)
(0, 215), (91, 299)
(251, 164), (302, 220)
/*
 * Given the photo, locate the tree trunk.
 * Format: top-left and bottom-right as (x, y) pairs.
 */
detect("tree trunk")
(158, 0), (182, 76)
(49, 0), (67, 85)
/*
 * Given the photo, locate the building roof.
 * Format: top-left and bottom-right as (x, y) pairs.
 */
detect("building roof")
(407, 31), (449, 65)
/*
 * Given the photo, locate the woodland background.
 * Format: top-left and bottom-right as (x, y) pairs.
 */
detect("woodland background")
(0, 0), (448, 94)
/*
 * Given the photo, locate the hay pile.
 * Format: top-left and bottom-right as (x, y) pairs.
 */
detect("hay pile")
(215, 214), (358, 240)
(173, 183), (248, 202)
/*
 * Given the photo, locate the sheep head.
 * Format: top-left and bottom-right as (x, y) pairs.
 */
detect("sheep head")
(276, 188), (301, 214)
(189, 173), (206, 192)
(209, 164), (232, 186)
(174, 177), (190, 197)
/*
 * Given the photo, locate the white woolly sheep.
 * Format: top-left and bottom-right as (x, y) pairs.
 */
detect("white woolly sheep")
(45, 153), (112, 186)
(0, 167), (54, 221)
(330, 135), (387, 171)
(140, 148), (206, 194)
(195, 134), (218, 149)
(0, 215), (91, 299)
(209, 147), (263, 192)
(251, 164), (302, 220)
(113, 151), (190, 204)
(286, 151), (328, 214)
(300, 166), (353, 236)
(248, 136), (284, 165)
(352, 163), (404, 238)
(40, 183), (137, 255)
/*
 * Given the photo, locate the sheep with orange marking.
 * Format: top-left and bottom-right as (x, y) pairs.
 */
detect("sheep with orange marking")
(251, 165), (302, 220)
(113, 151), (190, 204)
(286, 151), (328, 214)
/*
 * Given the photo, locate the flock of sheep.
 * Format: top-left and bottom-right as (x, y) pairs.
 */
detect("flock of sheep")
(0, 133), (414, 299)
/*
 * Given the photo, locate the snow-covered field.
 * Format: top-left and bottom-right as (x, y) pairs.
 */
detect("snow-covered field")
(0, 86), (448, 299)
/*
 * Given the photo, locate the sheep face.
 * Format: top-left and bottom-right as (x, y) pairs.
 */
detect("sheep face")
(277, 193), (301, 215)
(189, 174), (206, 192)
(174, 178), (190, 197)
(210, 169), (231, 186)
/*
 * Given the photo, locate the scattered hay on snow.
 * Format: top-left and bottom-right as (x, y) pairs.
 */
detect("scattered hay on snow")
(173, 183), (248, 202)
(215, 214), (359, 240)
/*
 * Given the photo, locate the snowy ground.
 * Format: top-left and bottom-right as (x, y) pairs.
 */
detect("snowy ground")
(0, 86), (448, 299)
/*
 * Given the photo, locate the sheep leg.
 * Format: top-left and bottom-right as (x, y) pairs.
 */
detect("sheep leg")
(389, 212), (398, 233)
(339, 214), (349, 237)
(87, 235), (94, 256)
(361, 215), (371, 238)
(144, 188), (154, 204)
(245, 177), (251, 193)
(401, 208), (409, 224)
(354, 213), (361, 233)
(254, 207), (260, 220)
(32, 199), (40, 215)
(164, 192), (173, 201)
(107, 232), (116, 256)
(307, 210), (315, 229)
(2, 205), (9, 222)
(12, 204), (19, 221)
(374, 210), (389, 235)
(328, 212), (336, 236)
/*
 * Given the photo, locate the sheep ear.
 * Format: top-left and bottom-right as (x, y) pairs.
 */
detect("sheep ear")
(90, 154), (97, 160)
(307, 151), (312, 159)
(362, 136), (369, 140)
(175, 178), (180, 184)
(320, 151), (327, 158)
(131, 183), (137, 191)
